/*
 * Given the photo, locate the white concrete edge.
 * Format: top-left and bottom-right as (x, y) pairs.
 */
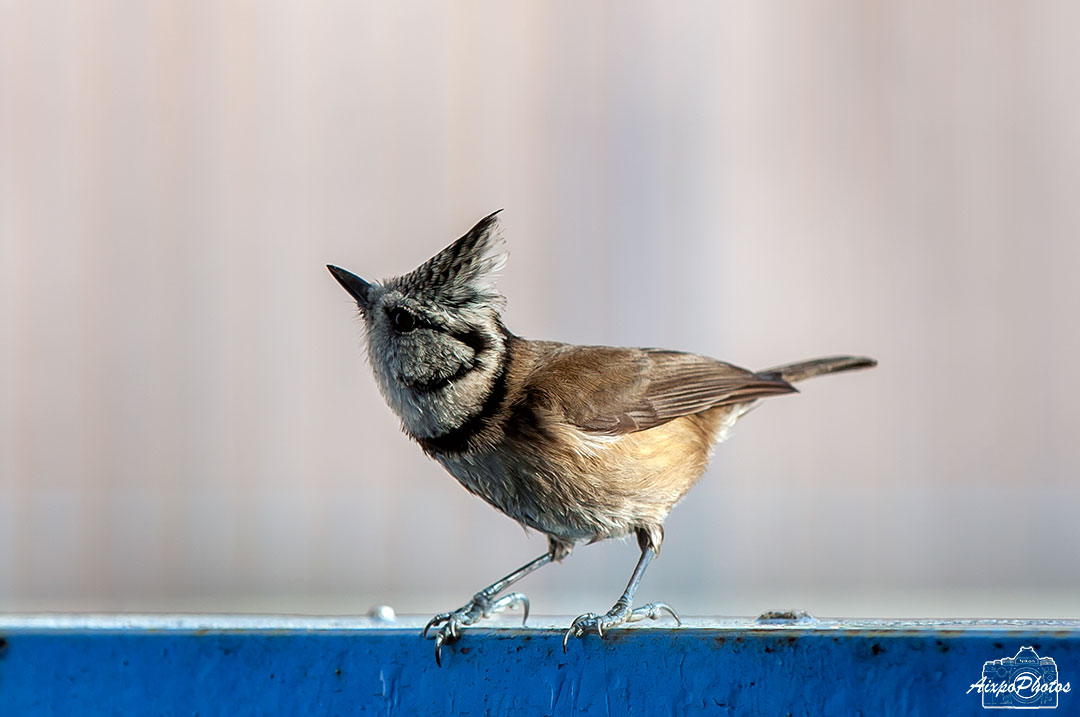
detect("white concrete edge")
(0, 614), (1078, 632)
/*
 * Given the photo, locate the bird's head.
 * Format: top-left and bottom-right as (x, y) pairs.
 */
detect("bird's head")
(328, 211), (510, 439)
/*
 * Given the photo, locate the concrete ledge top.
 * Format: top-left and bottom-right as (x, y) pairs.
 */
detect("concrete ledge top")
(1, 612), (1078, 632)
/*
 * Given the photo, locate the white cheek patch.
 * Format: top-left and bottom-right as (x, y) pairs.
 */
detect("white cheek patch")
(366, 328), (504, 440)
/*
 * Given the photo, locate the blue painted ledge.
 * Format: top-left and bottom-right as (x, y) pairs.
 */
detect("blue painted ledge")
(1, 614), (1078, 715)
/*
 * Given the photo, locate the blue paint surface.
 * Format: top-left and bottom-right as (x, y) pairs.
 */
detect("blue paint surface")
(0, 616), (1078, 715)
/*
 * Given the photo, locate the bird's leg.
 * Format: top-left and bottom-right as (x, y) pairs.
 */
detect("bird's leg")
(563, 532), (680, 651)
(424, 545), (562, 666)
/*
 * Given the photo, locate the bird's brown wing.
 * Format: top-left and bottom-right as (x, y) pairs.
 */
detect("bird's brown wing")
(522, 345), (796, 436)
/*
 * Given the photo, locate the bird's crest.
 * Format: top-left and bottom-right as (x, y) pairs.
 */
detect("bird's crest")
(391, 210), (507, 309)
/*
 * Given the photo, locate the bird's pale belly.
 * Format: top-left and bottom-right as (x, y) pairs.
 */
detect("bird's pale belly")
(435, 404), (742, 546)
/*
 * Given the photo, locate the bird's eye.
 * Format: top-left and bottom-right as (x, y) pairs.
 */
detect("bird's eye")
(388, 307), (416, 333)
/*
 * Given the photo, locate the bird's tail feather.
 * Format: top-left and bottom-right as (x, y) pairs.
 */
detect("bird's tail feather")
(763, 356), (877, 383)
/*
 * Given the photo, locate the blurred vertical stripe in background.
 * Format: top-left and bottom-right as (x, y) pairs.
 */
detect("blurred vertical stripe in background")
(1, 2), (1078, 616)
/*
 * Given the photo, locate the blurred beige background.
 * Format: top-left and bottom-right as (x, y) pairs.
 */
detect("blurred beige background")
(1, 2), (1078, 619)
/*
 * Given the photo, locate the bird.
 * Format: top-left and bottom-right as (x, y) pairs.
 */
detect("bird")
(327, 210), (875, 665)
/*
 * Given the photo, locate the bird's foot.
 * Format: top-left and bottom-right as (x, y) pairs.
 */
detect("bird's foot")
(422, 591), (530, 666)
(562, 601), (680, 652)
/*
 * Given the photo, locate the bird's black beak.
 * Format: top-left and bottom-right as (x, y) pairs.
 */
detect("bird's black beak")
(327, 264), (373, 310)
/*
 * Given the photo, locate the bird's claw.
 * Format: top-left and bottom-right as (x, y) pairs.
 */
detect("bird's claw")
(423, 611), (453, 639)
(562, 602), (681, 653)
(433, 627), (451, 667)
(423, 591), (531, 666)
(627, 601), (681, 625)
(562, 612), (602, 652)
